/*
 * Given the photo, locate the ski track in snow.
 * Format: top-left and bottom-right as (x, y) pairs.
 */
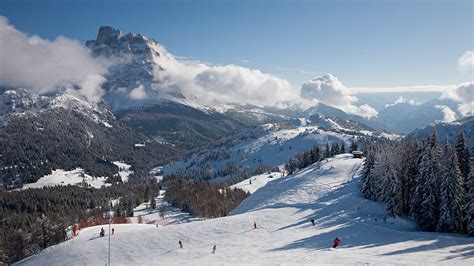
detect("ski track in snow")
(17, 155), (474, 265)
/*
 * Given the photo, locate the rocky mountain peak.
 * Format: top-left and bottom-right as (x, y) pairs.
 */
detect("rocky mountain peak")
(96, 26), (123, 45)
(86, 26), (156, 59)
(84, 26), (167, 110)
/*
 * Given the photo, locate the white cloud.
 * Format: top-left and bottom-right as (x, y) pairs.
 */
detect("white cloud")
(300, 74), (378, 118)
(440, 82), (473, 116)
(435, 105), (457, 122)
(128, 84), (147, 100)
(72, 74), (106, 103)
(385, 96), (422, 108)
(0, 16), (109, 102)
(458, 50), (474, 72)
(148, 42), (298, 107)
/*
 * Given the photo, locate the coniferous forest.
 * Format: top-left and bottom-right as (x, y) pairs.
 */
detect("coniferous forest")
(360, 131), (473, 235)
(164, 179), (250, 218)
(0, 182), (161, 264)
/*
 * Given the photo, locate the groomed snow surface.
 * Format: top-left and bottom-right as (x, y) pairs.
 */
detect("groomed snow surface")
(231, 172), (284, 194)
(18, 155), (474, 265)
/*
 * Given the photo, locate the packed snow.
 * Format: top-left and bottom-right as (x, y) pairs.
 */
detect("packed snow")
(17, 155), (474, 265)
(22, 168), (110, 189)
(231, 172), (284, 194)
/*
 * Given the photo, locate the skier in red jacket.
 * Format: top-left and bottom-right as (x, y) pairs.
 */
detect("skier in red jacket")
(333, 237), (341, 248)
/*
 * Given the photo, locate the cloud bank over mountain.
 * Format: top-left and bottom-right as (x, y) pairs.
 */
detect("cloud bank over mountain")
(0, 16), (109, 102)
(148, 41), (298, 107)
(300, 74), (378, 118)
(1, 18), (471, 121)
(441, 82), (474, 116)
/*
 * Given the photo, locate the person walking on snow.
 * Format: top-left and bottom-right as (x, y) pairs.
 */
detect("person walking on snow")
(212, 244), (216, 254)
(333, 237), (341, 248)
(112, 228), (115, 235)
(253, 221), (257, 229)
(310, 218), (315, 226)
(179, 240), (183, 248)
(100, 227), (105, 237)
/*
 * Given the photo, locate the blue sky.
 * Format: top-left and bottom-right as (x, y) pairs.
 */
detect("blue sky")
(1, 0), (472, 88)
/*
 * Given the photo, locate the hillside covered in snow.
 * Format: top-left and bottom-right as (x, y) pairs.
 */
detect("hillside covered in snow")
(18, 155), (474, 265)
(157, 120), (392, 185)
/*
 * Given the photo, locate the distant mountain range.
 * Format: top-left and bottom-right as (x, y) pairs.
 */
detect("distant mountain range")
(408, 115), (474, 147)
(0, 26), (469, 186)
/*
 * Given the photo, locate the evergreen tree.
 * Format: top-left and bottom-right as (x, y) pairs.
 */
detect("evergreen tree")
(150, 196), (156, 210)
(284, 159), (297, 175)
(416, 130), (442, 231)
(350, 139), (358, 153)
(410, 141), (425, 217)
(455, 132), (470, 190)
(361, 147), (377, 200)
(115, 205), (122, 217)
(376, 150), (400, 215)
(310, 145), (320, 163)
(340, 142), (346, 154)
(465, 143), (474, 236)
(399, 140), (419, 215)
(324, 142), (331, 158)
(330, 143), (339, 156)
(437, 144), (464, 232)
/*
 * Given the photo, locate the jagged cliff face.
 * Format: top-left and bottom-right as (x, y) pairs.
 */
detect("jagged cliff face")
(85, 26), (176, 111)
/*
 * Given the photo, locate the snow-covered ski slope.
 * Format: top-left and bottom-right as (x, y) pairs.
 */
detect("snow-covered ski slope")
(160, 124), (360, 183)
(18, 155), (474, 265)
(230, 172), (284, 194)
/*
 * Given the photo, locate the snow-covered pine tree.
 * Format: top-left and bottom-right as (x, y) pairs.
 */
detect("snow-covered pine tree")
(330, 143), (339, 156)
(455, 131), (470, 191)
(437, 143), (464, 233)
(310, 145), (320, 163)
(377, 149), (401, 215)
(369, 149), (393, 203)
(324, 142), (331, 158)
(411, 140), (427, 219)
(350, 139), (358, 153)
(361, 147), (377, 199)
(416, 130), (442, 231)
(399, 140), (419, 216)
(465, 143), (474, 236)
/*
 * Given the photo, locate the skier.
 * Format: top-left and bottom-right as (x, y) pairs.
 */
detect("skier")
(332, 237), (341, 248)
(212, 244), (217, 254)
(179, 240), (183, 249)
(310, 218), (315, 226)
(253, 221), (257, 229)
(73, 225), (77, 237)
(112, 228), (115, 235)
(100, 227), (105, 237)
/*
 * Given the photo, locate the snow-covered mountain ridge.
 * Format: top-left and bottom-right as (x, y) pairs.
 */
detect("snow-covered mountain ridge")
(0, 88), (113, 126)
(158, 119), (393, 185)
(408, 115), (474, 147)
